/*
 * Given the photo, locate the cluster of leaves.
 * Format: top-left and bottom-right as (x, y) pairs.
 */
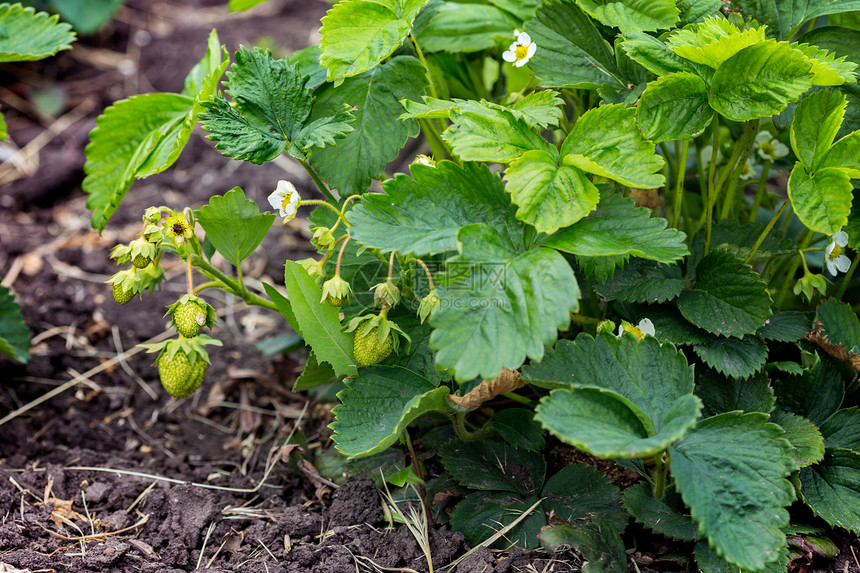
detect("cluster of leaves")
(72, 0), (860, 570)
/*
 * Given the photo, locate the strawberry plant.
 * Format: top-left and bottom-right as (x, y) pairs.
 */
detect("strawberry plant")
(80, 0), (860, 569)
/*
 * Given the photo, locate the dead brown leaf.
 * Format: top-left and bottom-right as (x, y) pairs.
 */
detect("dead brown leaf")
(447, 369), (525, 410)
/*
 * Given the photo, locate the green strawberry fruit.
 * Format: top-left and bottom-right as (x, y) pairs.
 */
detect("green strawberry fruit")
(173, 300), (206, 337)
(353, 326), (394, 367)
(157, 351), (207, 398)
(112, 282), (134, 305)
(132, 254), (151, 268)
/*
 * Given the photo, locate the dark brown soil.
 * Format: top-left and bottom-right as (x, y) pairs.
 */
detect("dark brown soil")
(1, 2), (859, 572)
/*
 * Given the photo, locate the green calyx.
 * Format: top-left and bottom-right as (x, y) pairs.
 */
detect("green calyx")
(373, 280), (401, 308)
(129, 237), (158, 269)
(298, 257), (326, 286)
(321, 274), (352, 307)
(793, 271), (827, 302)
(417, 289), (440, 323)
(311, 226), (336, 250)
(107, 268), (141, 304)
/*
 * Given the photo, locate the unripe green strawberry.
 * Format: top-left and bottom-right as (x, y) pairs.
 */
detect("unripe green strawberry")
(353, 326), (394, 367)
(157, 351), (207, 398)
(173, 300), (207, 337)
(112, 282), (134, 305)
(132, 253), (152, 268)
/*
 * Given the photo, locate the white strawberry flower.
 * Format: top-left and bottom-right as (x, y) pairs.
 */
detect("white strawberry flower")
(755, 131), (789, 162)
(738, 158), (756, 180)
(825, 230), (851, 275)
(268, 180), (301, 222)
(617, 318), (655, 341)
(502, 30), (536, 68)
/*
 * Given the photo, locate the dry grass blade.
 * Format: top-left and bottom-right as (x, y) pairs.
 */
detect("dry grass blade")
(380, 478), (433, 573)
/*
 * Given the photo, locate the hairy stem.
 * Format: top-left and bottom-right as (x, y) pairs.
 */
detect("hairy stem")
(744, 199), (790, 265)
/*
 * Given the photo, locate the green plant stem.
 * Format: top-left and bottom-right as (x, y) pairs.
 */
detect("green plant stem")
(189, 254), (277, 311)
(452, 412), (494, 441)
(408, 32), (437, 101)
(835, 253), (860, 300)
(776, 229), (813, 306)
(300, 199), (346, 222)
(298, 157), (337, 203)
(672, 140), (689, 230)
(414, 258), (437, 292)
(703, 117), (720, 255)
(659, 142), (676, 185)
(744, 199), (790, 265)
(717, 120), (759, 221)
(570, 314), (601, 327)
(652, 453), (667, 499)
(400, 428), (432, 525)
(747, 160), (772, 223)
(193, 281), (224, 294)
(501, 392), (533, 406)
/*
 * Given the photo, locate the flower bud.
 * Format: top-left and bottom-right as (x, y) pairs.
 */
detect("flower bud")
(373, 281), (401, 308)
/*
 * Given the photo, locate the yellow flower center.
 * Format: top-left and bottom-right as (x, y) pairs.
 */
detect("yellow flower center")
(621, 322), (645, 341)
(515, 43), (529, 60)
(761, 142), (775, 157)
(172, 222), (186, 235)
(281, 192), (295, 212)
(829, 243), (844, 260)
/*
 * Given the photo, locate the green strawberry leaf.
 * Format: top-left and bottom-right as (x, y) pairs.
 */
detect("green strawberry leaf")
(539, 521), (627, 573)
(288, 44), (327, 90)
(790, 89), (848, 171)
(199, 47), (311, 164)
(595, 258), (685, 304)
(290, 103), (356, 157)
(677, 250), (773, 338)
(508, 90), (565, 128)
(800, 448), (860, 533)
(793, 42), (858, 86)
(815, 299), (860, 354)
(770, 410), (825, 470)
(416, 2), (518, 53)
(577, 0), (679, 34)
(228, 0), (269, 10)
(639, 304), (710, 346)
(331, 365), (449, 457)
(619, 32), (696, 76)
(666, 17), (766, 69)
(623, 482), (699, 541)
(451, 492), (545, 548)
(444, 101), (556, 163)
(84, 93), (193, 230)
(692, 334), (768, 379)
(537, 386), (700, 458)
(695, 370), (775, 418)
(0, 112), (6, 141)
(668, 412), (795, 571)
(347, 161), (520, 257)
(531, 333), (701, 458)
(635, 72), (714, 142)
(820, 407), (860, 450)
(504, 150), (600, 234)
(319, 0), (428, 85)
(756, 310), (811, 342)
(560, 104), (664, 189)
(787, 163), (853, 235)
(440, 440), (546, 496)
(542, 464), (627, 532)
(819, 130), (860, 177)
(676, 0), (721, 25)
(523, 0), (623, 90)
(0, 3), (74, 62)
(309, 56), (428, 196)
(492, 409), (546, 451)
(772, 357), (843, 426)
(194, 187), (275, 268)
(181, 29), (229, 98)
(708, 39), (813, 122)
(541, 193), (688, 264)
(0, 285), (31, 364)
(283, 261), (356, 378)
(261, 282), (298, 332)
(429, 227), (579, 382)
(695, 540), (790, 573)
